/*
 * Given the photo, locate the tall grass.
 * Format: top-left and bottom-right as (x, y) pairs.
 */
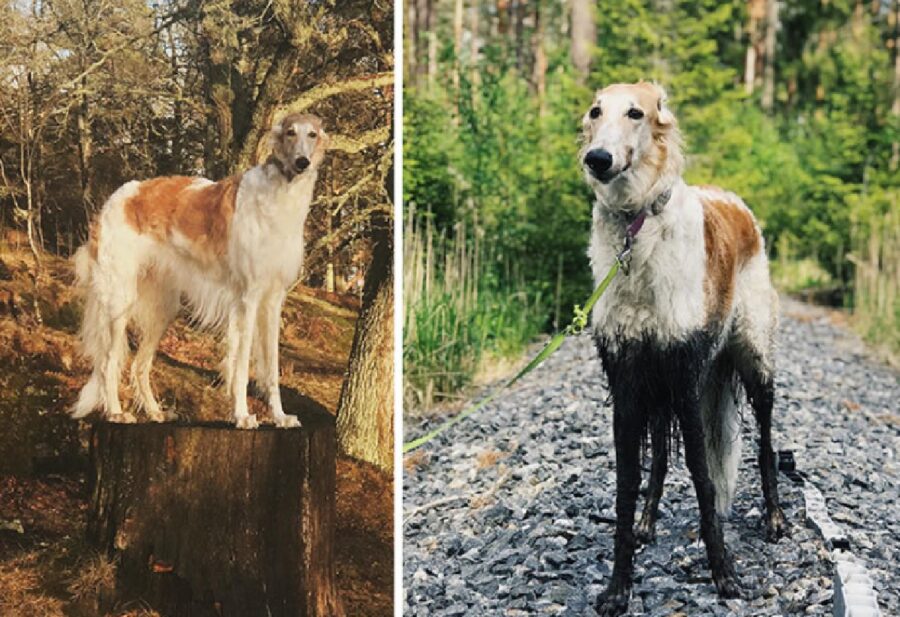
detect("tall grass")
(404, 206), (546, 411)
(850, 201), (899, 359)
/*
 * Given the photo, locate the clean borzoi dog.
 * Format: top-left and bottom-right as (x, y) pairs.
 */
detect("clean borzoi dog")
(580, 82), (784, 615)
(72, 113), (329, 429)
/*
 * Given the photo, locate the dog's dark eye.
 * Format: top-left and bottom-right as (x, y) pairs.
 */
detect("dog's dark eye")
(285, 128), (296, 137)
(627, 108), (644, 120)
(589, 106), (601, 119)
(308, 131), (317, 139)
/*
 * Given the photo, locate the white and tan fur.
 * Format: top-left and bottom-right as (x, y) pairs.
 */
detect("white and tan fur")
(581, 83), (777, 512)
(72, 113), (329, 429)
(581, 82), (784, 613)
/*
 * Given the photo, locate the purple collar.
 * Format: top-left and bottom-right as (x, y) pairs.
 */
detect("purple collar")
(615, 188), (671, 275)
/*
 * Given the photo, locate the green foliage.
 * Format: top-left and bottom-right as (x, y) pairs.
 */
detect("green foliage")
(403, 216), (545, 409)
(406, 0), (900, 405)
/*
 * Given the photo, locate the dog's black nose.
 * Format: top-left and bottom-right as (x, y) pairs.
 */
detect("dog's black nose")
(584, 148), (613, 176)
(295, 156), (310, 172)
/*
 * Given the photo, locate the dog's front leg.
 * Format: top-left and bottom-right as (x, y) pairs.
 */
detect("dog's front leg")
(597, 405), (643, 617)
(259, 289), (299, 428)
(678, 399), (742, 598)
(231, 293), (262, 429)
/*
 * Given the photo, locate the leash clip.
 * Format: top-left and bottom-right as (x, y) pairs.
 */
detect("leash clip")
(616, 235), (634, 276)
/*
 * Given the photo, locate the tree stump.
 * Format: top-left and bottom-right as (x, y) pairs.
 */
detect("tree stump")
(87, 404), (343, 617)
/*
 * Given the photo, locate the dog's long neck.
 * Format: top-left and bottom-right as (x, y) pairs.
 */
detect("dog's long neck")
(249, 158), (318, 226)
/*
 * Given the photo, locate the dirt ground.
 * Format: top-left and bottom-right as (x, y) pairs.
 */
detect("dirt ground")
(0, 240), (393, 616)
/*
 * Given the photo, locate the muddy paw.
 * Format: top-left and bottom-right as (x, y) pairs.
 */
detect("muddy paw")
(596, 586), (630, 617)
(635, 517), (657, 545)
(235, 414), (259, 429)
(147, 410), (167, 423)
(766, 506), (788, 542)
(273, 414), (301, 429)
(713, 571), (743, 599)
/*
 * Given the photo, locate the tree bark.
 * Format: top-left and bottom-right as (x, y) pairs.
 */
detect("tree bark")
(761, 0), (779, 112)
(336, 219), (393, 474)
(87, 414), (343, 617)
(891, 0), (899, 170)
(570, 0), (595, 84)
(744, 0), (765, 95)
(235, 41), (297, 169)
(452, 0), (464, 116)
(407, 0), (418, 88)
(533, 0), (547, 116)
(470, 0), (481, 92)
(515, 0), (527, 72)
(76, 80), (94, 224)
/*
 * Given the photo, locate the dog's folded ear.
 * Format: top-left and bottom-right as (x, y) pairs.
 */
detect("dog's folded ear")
(654, 85), (675, 129)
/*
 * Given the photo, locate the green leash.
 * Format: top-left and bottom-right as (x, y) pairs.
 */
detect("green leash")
(402, 258), (622, 454)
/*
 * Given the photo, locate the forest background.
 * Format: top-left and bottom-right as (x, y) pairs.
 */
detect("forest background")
(404, 0), (899, 410)
(0, 1), (394, 614)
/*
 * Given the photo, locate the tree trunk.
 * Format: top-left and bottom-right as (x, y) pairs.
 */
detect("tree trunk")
(336, 222), (393, 474)
(496, 0), (509, 36)
(515, 0), (527, 72)
(891, 0), (899, 170)
(407, 0), (418, 89)
(761, 0), (779, 112)
(236, 42), (297, 169)
(470, 0), (481, 92)
(570, 0), (594, 84)
(533, 0), (547, 116)
(453, 0), (464, 117)
(87, 416), (343, 617)
(76, 81), (94, 224)
(744, 0), (765, 95)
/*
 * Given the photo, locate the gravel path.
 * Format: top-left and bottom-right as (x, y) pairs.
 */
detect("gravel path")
(403, 299), (899, 616)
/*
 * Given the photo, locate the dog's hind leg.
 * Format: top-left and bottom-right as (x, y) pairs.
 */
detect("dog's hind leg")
(677, 384), (741, 599)
(92, 258), (139, 423)
(732, 257), (785, 541)
(635, 417), (667, 545)
(131, 272), (180, 422)
(742, 368), (784, 541)
(733, 327), (785, 541)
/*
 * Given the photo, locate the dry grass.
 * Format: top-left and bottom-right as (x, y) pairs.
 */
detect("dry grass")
(850, 199), (899, 366)
(0, 553), (65, 617)
(404, 209), (545, 412)
(67, 554), (116, 602)
(0, 238), (388, 615)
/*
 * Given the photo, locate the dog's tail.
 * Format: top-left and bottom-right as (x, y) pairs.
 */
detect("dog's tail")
(73, 234), (123, 418)
(702, 356), (743, 516)
(72, 243), (104, 418)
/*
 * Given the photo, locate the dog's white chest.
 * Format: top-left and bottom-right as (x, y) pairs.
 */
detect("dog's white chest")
(589, 196), (707, 345)
(229, 169), (313, 287)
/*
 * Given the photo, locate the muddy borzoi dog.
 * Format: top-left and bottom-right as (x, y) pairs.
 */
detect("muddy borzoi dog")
(580, 83), (785, 615)
(72, 113), (329, 429)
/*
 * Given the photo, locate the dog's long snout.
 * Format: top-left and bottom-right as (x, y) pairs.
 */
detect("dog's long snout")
(295, 156), (310, 173)
(584, 148), (613, 177)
